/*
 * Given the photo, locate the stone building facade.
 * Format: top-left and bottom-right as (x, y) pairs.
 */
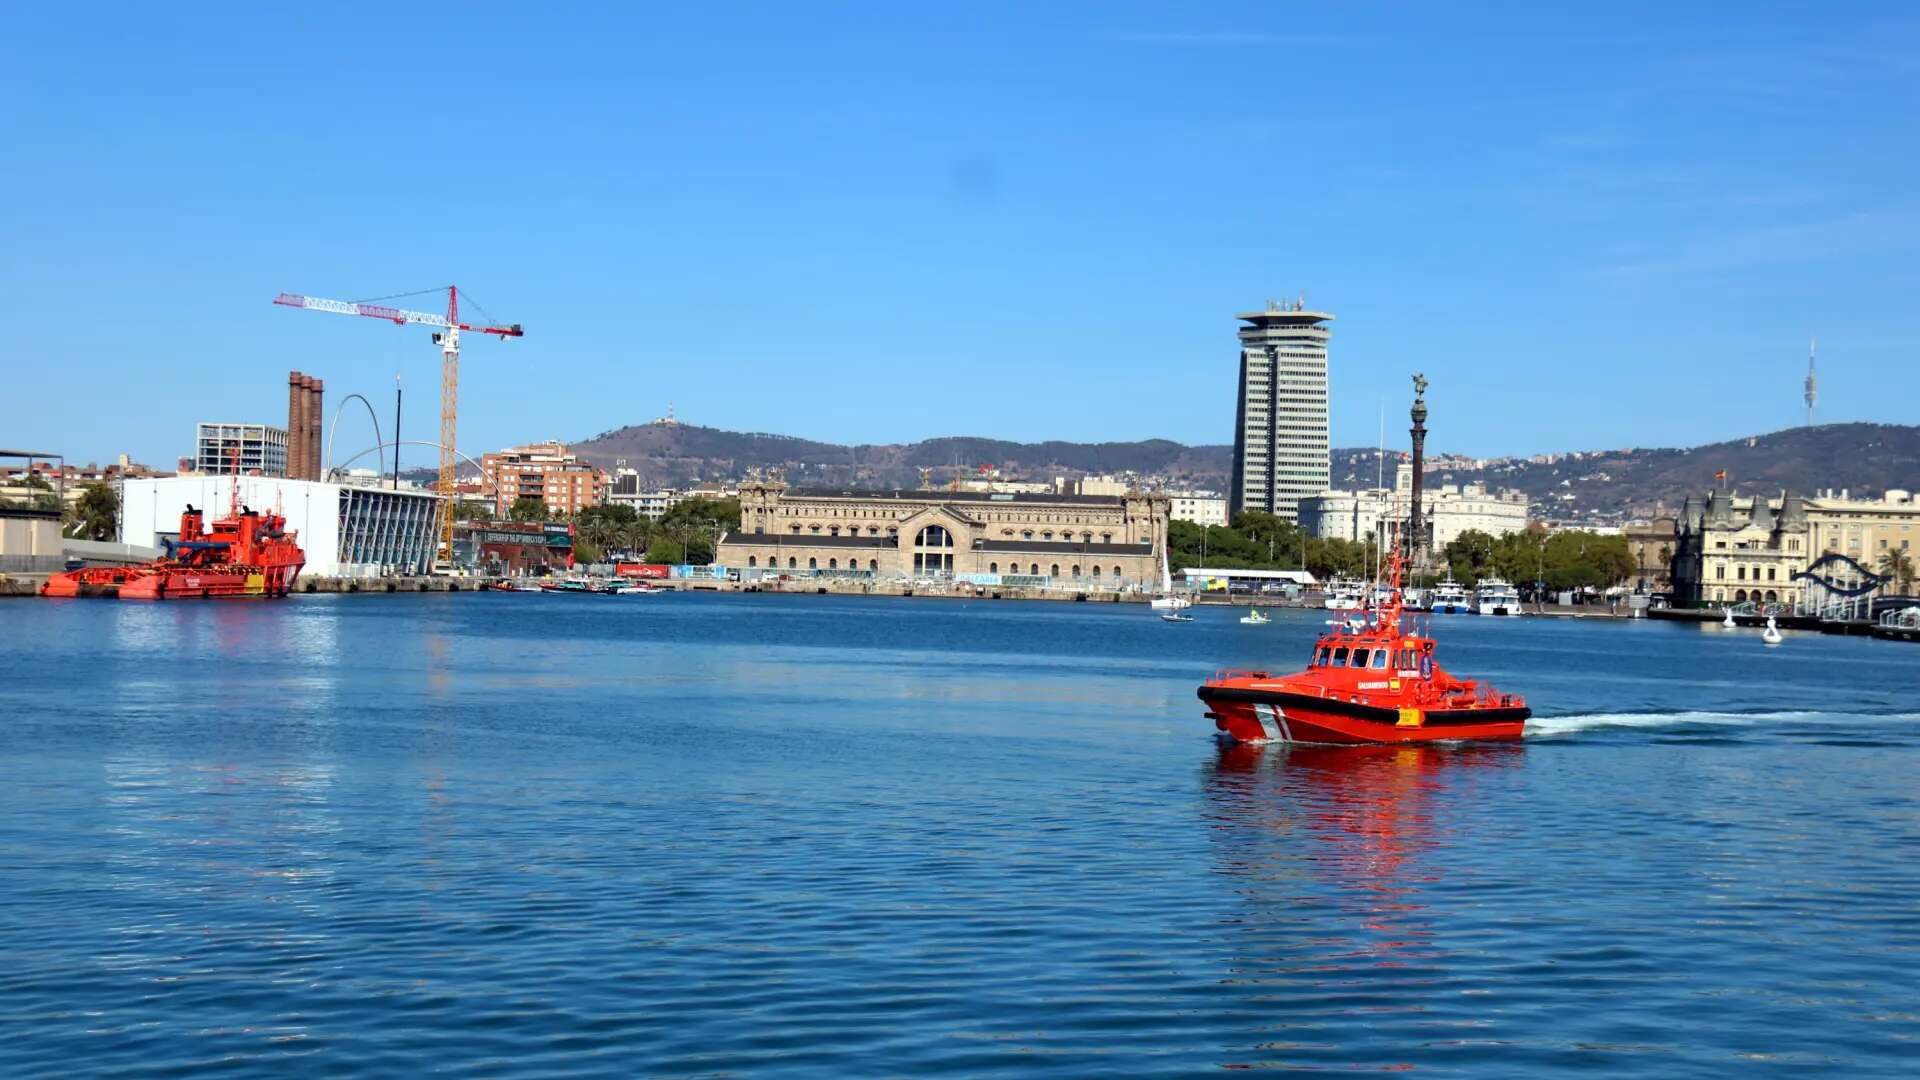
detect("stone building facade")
(1670, 487), (1919, 606)
(718, 480), (1170, 585)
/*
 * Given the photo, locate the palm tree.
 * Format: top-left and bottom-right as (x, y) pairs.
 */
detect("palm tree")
(1878, 548), (1916, 595)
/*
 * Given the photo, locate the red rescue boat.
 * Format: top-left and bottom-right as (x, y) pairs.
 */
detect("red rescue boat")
(41, 491), (305, 600)
(1197, 543), (1528, 745)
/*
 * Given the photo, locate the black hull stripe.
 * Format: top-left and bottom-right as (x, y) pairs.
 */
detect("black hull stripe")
(1197, 686), (1530, 726)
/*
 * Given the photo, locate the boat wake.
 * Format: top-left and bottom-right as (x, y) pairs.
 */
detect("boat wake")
(1530, 709), (1920, 740)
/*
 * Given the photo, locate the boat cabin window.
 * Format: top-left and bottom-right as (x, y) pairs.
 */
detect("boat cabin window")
(1331, 646), (1349, 666)
(1372, 650), (1389, 669)
(1316, 646), (1331, 666)
(1349, 648), (1369, 668)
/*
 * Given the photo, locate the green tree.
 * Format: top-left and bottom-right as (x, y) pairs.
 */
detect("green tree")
(508, 496), (549, 522)
(1878, 548), (1916, 593)
(21, 473), (60, 513)
(69, 481), (119, 541)
(453, 499), (494, 522)
(645, 536), (686, 564)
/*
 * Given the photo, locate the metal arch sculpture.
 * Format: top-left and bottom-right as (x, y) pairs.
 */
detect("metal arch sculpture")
(328, 439), (489, 482)
(324, 394), (385, 478)
(1792, 552), (1888, 598)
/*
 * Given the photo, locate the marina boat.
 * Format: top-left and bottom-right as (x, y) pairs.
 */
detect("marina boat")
(1161, 611), (1195, 623)
(1427, 574), (1472, 613)
(1149, 546), (1191, 612)
(1474, 577), (1522, 616)
(1239, 609), (1270, 625)
(1323, 576), (1365, 611)
(1198, 544), (1529, 745)
(41, 493), (304, 600)
(610, 581), (661, 595)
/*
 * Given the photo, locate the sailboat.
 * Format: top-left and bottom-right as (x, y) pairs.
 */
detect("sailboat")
(1149, 542), (1191, 612)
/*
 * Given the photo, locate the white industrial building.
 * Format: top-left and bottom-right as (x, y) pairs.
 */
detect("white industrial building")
(120, 475), (441, 579)
(1168, 492), (1228, 527)
(1298, 462), (1530, 548)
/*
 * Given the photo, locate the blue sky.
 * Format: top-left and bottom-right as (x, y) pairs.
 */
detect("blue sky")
(5, 3), (1917, 469)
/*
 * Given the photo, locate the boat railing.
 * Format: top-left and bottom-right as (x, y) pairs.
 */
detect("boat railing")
(1211, 668), (1270, 682)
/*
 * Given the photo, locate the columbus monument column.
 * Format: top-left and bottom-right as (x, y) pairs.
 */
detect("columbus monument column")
(1409, 373), (1429, 562)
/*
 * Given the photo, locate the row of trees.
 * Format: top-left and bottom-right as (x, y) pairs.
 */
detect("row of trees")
(1440, 528), (1635, 592)
(1167, 511), (1640, 591)
(454, 496), (744, 566)
(1168, 512), (1383, 580)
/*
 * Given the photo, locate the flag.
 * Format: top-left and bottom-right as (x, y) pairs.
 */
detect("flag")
(1714, 470), (1727, 482)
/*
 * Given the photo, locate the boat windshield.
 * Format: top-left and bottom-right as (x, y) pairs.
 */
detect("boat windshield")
(1315, 645), (1331, 666)
(1332, 646), (1349, 666)
(1371, 651), (1389, 669)
(1350, 647), (1370, 668)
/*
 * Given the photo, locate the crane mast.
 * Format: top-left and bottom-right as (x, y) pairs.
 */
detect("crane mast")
(274, 285), (523, 561)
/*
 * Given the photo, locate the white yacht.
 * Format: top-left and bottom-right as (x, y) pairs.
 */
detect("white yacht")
(1323, 576), (1366, 611)
(1475, 577), (1522, 616)
(1428, 574), (1472, 614)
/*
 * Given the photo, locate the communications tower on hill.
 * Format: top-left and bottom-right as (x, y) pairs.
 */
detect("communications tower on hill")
(1804, 337), (1818, 427)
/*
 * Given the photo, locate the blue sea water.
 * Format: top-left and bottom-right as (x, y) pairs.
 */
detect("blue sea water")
(1, 593), (1916, 1077)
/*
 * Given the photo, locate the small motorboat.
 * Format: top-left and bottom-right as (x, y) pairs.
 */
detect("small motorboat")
(1161, 611), (1195, 623)
(1239, 609), (1270, 625)
(609, 582), (661, 595)
(1762, 616), (1783, 645)
(1198, 541), (1529, 745)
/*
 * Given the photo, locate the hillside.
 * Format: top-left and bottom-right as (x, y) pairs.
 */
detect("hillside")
(571, 423), (1232, 490)
(567, 420), (1920, 522)
(1333, 423), (1920, 522)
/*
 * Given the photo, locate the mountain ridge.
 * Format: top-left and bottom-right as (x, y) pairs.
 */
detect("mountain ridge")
(569, 421), (1920, 522)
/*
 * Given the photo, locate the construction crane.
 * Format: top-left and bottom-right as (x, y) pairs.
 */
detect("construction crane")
(273, 286), (523, 559)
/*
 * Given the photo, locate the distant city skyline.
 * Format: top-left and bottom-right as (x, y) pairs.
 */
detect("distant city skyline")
(6, 6), (1918, 467)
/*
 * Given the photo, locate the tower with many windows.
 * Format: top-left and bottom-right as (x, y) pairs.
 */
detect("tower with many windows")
(1229, 301), (1332, 522)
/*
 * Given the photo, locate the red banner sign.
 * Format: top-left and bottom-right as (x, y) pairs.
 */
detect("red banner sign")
(616, 563), (671, 579)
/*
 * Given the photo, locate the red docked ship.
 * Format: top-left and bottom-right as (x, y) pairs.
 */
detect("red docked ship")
(42, 492), (305, 600)
(1197, 545), (1528, 745)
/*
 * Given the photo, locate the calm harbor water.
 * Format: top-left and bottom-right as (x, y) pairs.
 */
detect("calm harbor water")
(2, 593), (1916, 1077)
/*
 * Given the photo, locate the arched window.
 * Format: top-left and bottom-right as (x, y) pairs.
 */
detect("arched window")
(989, 562), (998, 573)
(868, 560), (877, 572)
(887, 526), (898, 537)
(828, 558), (838, 569)
(1101, 533), (1112, 543)
(1043, 531), (1053, 541)
(809, 557), (818, 570)
(1050, 564), (1059, 577)
(1091, 566), (1102, 579)
(1022, 530), (1033, 540)
(790, 524), (801, 534)
(788, 557), (797, 569)
(810, 525), (821, 534)
(829, 526), (840, 536)
(913, 525), (954, 575)
(1071, 564), (1080, 577)
(1735, 589), (1747, 602)
(1029, 563), (1039, 575)
(747, 556), (757, 568)
(1766, 590), (1778, 602)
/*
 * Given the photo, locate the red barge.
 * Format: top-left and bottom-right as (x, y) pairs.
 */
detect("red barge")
(1197, 546), (1528, 745)
(41, 494), (305, 600)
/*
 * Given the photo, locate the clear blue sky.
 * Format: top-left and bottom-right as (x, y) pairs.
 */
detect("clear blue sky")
(6, 3), (1917, 469)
